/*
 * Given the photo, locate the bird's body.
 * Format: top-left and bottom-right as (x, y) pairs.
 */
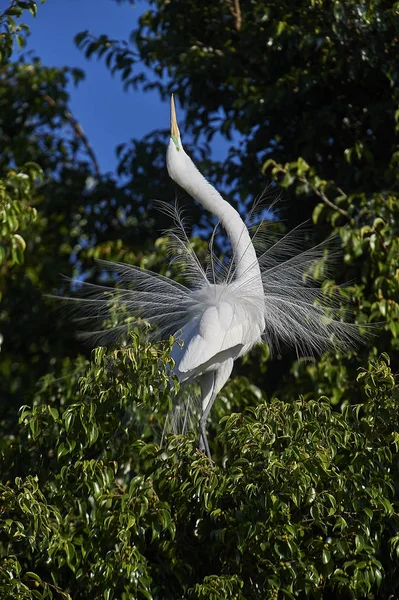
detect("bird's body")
(170, 281), (264, 381)
(166, 98), (265, 452)
(65, 96), (360, 456)
(169, 280), (265, 453)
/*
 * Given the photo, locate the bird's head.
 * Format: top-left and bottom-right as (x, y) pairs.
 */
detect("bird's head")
(167, 95), (188, 183)
(170, 94), (182, 152)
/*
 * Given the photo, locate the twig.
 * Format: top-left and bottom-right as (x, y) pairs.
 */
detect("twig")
(43, 94), (101, 179)
(268, 161), (353, 223)
(226, 0), (242, 31)
(25, 575), (72, 599)
(297, 175), (353, 223)
(44, 580), (72, 599)
(0, 1), (17, 24)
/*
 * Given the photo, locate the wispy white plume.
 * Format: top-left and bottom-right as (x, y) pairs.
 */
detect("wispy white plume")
(57, 199), (361, 357)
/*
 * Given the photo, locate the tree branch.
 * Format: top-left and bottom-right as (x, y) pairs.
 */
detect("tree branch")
(226, 0), (242, 31)
(297, 175), (353, 223)
(266, 160), (353, 223)
(43, 94), (102, 179)
(0, 1), (16, 23)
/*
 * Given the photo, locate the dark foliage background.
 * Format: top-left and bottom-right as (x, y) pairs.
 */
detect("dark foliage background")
(1, 1), (399, 598)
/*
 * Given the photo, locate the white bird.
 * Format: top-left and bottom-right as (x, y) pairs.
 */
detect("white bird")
(66, 96), (360, 457)
(166, 97), (265, 455)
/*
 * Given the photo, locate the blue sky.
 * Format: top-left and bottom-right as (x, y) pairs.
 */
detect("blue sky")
(21, 0), (232, 174)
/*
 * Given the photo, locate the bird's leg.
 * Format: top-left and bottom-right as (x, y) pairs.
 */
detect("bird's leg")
(198, 360), (235, 458)
(198, 427), (208, 456)
(198, 396), (216, 457)
(198, 372), (215, 457)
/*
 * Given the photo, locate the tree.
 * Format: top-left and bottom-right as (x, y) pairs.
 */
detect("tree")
(76, 0), (399, 397)
(1, 1), (399, 598)
(0, 0), (179, 412)
(2, 343), (399, 599)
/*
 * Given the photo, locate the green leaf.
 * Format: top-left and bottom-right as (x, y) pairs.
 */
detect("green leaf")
(322, 548), (331, 564)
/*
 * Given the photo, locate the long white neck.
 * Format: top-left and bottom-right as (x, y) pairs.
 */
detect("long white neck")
(167, 140), (262, 287)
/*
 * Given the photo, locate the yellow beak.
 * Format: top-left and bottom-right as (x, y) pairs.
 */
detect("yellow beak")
(171, 94), (180, 149)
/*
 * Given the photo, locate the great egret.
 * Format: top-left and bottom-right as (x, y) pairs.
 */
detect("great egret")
(67, 96), (360, 457)
(167, 97), (265, 455)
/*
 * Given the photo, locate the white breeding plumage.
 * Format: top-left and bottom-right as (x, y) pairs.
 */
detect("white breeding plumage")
(65, 96), (360, 457)
(167, 97), (265, 455)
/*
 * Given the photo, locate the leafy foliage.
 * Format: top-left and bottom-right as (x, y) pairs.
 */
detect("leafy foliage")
(1, 345), (399, 599)
(75, 0), (399, 396)
(1, 1), (399, 599)
(0, 163), (41, 281)
(0, 0), (42, 59)
(0, 6), (176, 410)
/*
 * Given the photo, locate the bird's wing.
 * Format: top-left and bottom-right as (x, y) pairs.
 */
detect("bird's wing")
(57, 259), (194, 345)
(173, 301), (254, 376)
